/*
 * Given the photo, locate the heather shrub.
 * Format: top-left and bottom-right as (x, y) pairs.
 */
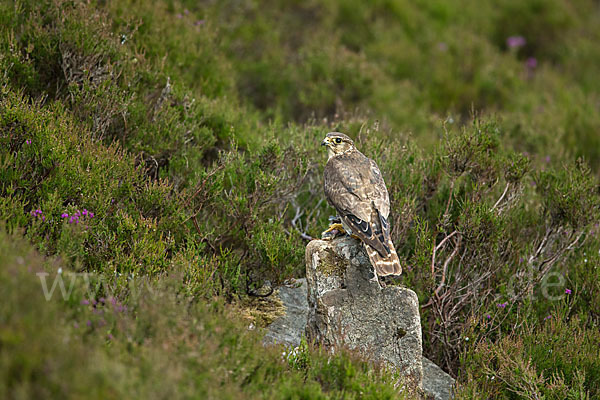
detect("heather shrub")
(405, 121), (598, 372)
(0, 88), (188, 276)
(0, 0), (243, 187)
(187, 142), (309, 295)
(457, 312), (600, 398)
(0, 229), (408, 399)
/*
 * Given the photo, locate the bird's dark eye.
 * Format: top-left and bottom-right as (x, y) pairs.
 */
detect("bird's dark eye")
(335, 138), (342, 144)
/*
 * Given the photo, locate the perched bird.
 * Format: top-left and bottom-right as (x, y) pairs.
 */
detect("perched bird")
(321, 132), (402, 276)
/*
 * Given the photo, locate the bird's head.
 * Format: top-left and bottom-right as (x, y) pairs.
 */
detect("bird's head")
(321, 132), (355, 159)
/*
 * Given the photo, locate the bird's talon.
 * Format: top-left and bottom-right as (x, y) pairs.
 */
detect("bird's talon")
(321, 223), (346, 240)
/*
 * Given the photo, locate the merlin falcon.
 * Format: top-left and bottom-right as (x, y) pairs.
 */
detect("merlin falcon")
(321, 132), (402, 276)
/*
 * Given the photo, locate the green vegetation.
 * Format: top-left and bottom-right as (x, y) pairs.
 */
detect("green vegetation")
(1, 0), (599, 398)
(0, 230), (404, 399)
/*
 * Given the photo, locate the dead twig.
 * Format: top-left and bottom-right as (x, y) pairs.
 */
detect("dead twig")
(434, 234), (462, 298)
(291, 204), (315, 241)
(431, 230), (459, 278)
(490, 182), (510, 212)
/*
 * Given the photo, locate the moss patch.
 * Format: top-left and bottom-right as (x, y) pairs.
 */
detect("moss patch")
(239, 290), (286, 328)
(318, 247), (349, 278)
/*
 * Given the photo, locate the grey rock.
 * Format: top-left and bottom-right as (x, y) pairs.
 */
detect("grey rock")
(305, 236), (423, 389)
(422, 358), (455, 400)
(263, 236), (454, 398)
(262, 278), (308, 347)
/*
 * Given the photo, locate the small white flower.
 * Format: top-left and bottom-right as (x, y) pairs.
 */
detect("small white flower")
(58, 267), (63, 274)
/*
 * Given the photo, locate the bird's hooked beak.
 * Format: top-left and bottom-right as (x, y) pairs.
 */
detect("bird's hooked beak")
(321, 137), (330, 147)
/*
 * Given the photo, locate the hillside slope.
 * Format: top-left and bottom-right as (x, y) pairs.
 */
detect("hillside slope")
(1, 0), (599, 398)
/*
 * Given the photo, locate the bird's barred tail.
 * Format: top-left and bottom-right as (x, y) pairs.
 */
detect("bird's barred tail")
(364, 240), (402, 276)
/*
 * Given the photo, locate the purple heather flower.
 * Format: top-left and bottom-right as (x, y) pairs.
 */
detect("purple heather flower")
(194, 19), (205, 26)
(526, 57), (538, 69)
(107, 333), (114, 340)
(86, 320), (92, 327)
(69, 216), (79, 224)
(82, 209), (88, 216)
(88, 212), (94, 218)
(81, 299), (90, 305)
(497, 302), (508, 308)
(437, 42), (448, 52)
(486, 314), (491, 320)
(61, 213), (69, 218)
(41, 215), (45, 222)
(99, 297), (106, 303)
(176, 13), (183, 19)
(25, 139), (32, 145)
(565, 288), (572, 294)
(507, 36), (526, 49)
(545, 155), (551, 163)
(544, 315), (552, 321)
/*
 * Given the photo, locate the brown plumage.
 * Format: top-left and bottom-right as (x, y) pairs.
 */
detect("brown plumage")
(321, 132), (402, 276)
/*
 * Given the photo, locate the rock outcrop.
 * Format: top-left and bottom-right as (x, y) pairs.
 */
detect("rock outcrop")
(305, 236), (423, 389)
(263, 235), (455, 399)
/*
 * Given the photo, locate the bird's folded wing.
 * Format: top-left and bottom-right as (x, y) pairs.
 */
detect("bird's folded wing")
(324, 157), (391, 257)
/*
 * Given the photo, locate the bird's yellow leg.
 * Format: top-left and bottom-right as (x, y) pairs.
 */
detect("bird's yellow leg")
(321, 223), (346, 240)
